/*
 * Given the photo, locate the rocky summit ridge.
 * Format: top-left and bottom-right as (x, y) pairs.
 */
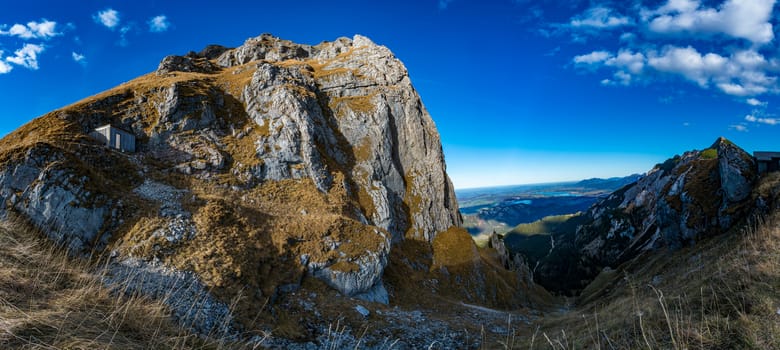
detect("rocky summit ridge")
(0, 33), (538, 345)
(531, 137), (768, 293)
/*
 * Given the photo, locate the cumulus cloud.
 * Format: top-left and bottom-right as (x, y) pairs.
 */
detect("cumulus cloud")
(607, 50), (645, 74)
(0, 51), (11, 74)
(576, 45), (777, 96)
(571, 6), (632, 29)
(148, 15), (170, 32)
(647, 46), (728, 87)
(574, 50), (611, 64)
(94, 9), (120, 29)
(745, 114), (778, 125)
(72, 52), (86, 64)
(566, 0), (780, 100)
(5, 44), (44, 70)
(642, 0), (776, 45)
(0, 19), (59, 39)
(578, 49), (647, 85)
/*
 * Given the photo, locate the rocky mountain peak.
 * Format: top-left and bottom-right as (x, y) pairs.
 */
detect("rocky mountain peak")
(0, 33), (529, 338)
(534, 138), (759, 293)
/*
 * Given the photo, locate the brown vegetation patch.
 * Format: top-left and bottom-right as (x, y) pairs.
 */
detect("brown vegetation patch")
(0, 218), (231, 349)
(329, 94), (376, 117)
(110, 174), (389, 332)
(683, 158), (721, 223)
(432, 227), (479, 268)
(526, 210), (780, 349)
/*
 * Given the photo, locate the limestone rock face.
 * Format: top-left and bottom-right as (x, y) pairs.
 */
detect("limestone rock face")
(157, 54), (219, 75)
(0, 144), (120, 253)
(240, 62), (336, 191)
(535, 138), (757, 292)
(488, 232), (534, 286)
(228, 34), (461, 242)
(103, 258), (234, 337)
(716, 137), (755, 203)
(217, 33), (312, 66)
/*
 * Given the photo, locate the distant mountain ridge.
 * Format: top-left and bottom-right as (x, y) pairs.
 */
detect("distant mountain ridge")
(573, 174), (642, 190)
(459, 174), (642, 237)
(518, 138), (767, 293)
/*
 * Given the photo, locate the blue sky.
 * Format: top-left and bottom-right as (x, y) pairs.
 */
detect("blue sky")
(0, 0), (778, 189)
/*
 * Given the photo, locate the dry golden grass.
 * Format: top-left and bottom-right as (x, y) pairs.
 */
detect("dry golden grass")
(520, 207), (780, 349)
(432, 227), (479, 268)
(329, 94), (377, 118)
(0, 217), (248, 349)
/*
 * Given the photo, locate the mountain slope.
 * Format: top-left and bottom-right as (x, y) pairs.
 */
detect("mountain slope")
(0, 34), (538, 345)
(528, 173), (780, 348)
(531, 138), (759, 293)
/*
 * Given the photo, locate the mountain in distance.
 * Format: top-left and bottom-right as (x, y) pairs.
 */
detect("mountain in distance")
(573, 174), (643, 191)
(485, 138), (780, 348)
(499, 138), (770, 293)
(0, 31), (779, 349)
(459, 174), (641, 239)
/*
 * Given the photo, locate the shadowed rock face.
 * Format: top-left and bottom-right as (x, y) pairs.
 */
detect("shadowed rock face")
(0, 33), (462, 332)
(534, 138), (758, 293)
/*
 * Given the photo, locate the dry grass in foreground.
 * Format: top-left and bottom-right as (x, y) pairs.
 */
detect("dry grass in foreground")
(0, 218), (249, 349)
(517, 210), (780, 350)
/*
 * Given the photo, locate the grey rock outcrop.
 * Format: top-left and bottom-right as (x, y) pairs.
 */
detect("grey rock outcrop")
(0, 144), (118, 253)
(231, 34), (461, 242)
(217, 33), (313, 66)
(309, 232), (391, 304)
(534, 138), (758, 293)
(488, 232), (535, 286)
(103, 258), (235, 337)
(241, 62), (336, 191)
(157, 54), (219, 75)
(716, 137), (755, 203)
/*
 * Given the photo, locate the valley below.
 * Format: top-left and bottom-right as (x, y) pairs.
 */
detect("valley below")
(458, 176), (640, 241)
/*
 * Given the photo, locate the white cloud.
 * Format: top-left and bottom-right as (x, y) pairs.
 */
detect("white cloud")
(0, 51), (11, 74)
(5, 44), (44, 70)
(571, 6), (632, 29)
(606, 49), (645, 74)
(0, 19), (59, 39)
(94, 9), (120, 29)
(148, 15), (170, 32)
(574, 50), (612, 64)
(643, 0), (776, 45)
(647, 46), (727, 86)
(569, 0), (780, 97)
(745, 114), (778, 125)
(729, 124), (749, 132)
(746, 98), (766, 106)
(72, 52), (85, 64)
(579, 45), (777, 96)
